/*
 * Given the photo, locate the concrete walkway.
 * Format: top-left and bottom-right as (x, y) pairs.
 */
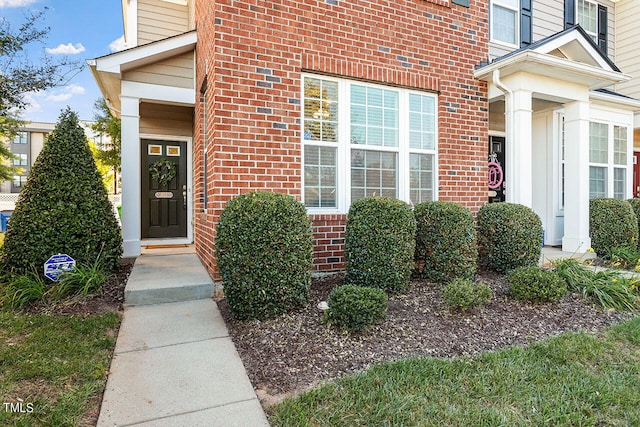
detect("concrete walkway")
(97, 249), (269, 427)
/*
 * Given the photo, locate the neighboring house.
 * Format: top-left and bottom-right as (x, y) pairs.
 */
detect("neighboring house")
(0, 121), (111, 210)
(88, 0), (640, 279)
(474, 0), (640, 252)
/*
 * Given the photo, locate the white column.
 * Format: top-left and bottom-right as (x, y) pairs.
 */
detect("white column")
(120, 95), (142, 257)
(507, 88), (533, 207)
(562, 100), (591, 253)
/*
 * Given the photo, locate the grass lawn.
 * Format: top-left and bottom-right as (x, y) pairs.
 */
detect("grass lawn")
(270, 317), (640, 427)
(0, 311), (120, 426)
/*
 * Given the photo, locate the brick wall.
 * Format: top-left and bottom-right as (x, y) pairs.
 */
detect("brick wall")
(194, 0), (489, 279)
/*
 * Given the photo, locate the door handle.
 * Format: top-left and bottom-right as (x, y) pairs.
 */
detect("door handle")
(182, 185), (187, 210)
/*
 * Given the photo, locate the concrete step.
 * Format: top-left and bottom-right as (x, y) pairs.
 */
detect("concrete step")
(124, 253), (214, 306)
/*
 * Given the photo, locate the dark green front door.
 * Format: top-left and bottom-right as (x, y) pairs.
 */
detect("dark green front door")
(141, 139), (187, 239)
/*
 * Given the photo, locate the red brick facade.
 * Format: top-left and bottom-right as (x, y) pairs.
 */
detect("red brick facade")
(193, 0), (489, 279)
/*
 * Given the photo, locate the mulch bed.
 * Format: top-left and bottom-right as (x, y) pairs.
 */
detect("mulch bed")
(219, 272), (633, 405)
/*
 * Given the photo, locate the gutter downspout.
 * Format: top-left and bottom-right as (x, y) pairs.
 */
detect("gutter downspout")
(492, 69), (513, 203)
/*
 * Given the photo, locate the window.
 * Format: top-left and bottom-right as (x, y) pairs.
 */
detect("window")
(588, 122), (629, 199)
(11, 132), (28, 144)
(491, 0), (519, 46)
(13, 153), (28, 166)
(577, 0), (598, 42)
(12, 175), (27, 188)
(302, 75), (437, 212)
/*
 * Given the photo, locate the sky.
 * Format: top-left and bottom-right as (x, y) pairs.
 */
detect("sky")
(1, 0), (125, 122)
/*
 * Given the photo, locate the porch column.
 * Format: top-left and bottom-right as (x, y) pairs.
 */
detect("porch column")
(507, 88), (533, 207)
(120, 95), (142, 257)
(562, 100), (591, 253)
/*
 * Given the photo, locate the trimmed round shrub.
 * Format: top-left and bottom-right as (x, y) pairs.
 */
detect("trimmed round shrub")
(414, 201), (477, 282)
(324, 284), (387, 332)
(477, 203), (542, 273)
(589, 198), (638, 257)
(0, 108), (122, 277)
(442, 278), (492, 311)
(627, 198), (640, 248)
(215, 191), (313, 320)
(344, 197), (416, 294)
(507, 266), (566, 303)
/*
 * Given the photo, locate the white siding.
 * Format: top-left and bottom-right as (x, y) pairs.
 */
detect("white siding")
(140, 103), (193, 137)
(615, 0), (640, 100)
(123, 51), (194, 89)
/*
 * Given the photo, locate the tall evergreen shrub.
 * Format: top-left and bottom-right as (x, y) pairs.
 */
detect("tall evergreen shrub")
(477, 202), (542, 273)
(0, 108), (122, 277)
(414, 201), (477, 282)
(344, 197), (416, 294)
(215, 191), (313, 320)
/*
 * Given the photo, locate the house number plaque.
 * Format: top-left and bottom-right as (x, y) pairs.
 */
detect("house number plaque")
(155, 191), (174, 199)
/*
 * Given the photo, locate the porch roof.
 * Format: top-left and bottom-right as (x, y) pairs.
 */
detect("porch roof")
(87, 30), (197, 116)
(474, 25), (630, 91)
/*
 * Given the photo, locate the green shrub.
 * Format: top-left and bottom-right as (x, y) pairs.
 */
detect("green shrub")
(442, 278), (492, 311)
(477, 203), (542, 273)
(0, 108), (122, 278)
(414, 201), (477, 282)
(324, 285), (388, 332)
(590, 198), (638, 257)
(344, 197), (416, 294)
(507, 266), (566, 303)
(216, 191), (313, 320)
(627, 198), (640, 248)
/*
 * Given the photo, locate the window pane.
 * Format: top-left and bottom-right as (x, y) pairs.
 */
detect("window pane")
(589, 122), (608, 164)
(493, 4), (517, 45)
(578, 0), (597, 35)
(614, 168), (626, 199)
(589, 166), (606, 198)
(304, 146), (337, 208)
(12, 132), (28, 144)
(410, 153), (434, 204)
(614, 126), (627, 165)
(351, 149), (397, 202)
(350, 84), (399, 148)
(409, 93), (436, 150)
(303, 77), (338, 143)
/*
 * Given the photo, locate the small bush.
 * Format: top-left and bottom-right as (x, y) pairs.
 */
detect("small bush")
(344, 197), (416, 294)
(216, 192), (314, 320)
(507, 266), (566, 303)
(627, 198), (640, 248)
(414, 201), (477, 282)
(477, 203), (542, 273)
(590, 198), (637, 257)
(442, 278), (492, 311)
(324, 285), (388, 332)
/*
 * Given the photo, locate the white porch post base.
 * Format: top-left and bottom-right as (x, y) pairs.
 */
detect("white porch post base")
(561, 236), (592, 254)
(123, 239), (142, 258)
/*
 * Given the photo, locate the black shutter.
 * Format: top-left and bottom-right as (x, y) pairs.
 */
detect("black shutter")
(520, 0), (533, 47)
(598, 5), (608, 54)
(564, 0), (575, 29)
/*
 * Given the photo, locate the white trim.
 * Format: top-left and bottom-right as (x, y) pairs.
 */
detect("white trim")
(121, 81), (195, 105)
(490, 0), (520, 47)
(140, 133), (194, 245)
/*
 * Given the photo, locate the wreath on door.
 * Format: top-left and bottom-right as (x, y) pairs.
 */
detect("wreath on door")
(149, 158), (176, 186)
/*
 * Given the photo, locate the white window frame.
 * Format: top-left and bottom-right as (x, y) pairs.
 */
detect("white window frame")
(490, 0), (520, 48)
(301, 74), (438, 214)
(588, 120), (632, 200)
(577, 0), (598, 43)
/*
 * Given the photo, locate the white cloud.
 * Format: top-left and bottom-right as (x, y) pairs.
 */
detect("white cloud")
(46, 43), (86, 55)
(109, 35), (127, 53)
(0, 0), (38, 7)
(44, 84), (86, 102)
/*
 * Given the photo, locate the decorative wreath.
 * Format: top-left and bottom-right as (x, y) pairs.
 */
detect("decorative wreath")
(149, 158), (176, 186)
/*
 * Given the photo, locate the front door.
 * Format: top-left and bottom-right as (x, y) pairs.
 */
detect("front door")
(488, 136), (506, 203)
(141, 139), (187, 239)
